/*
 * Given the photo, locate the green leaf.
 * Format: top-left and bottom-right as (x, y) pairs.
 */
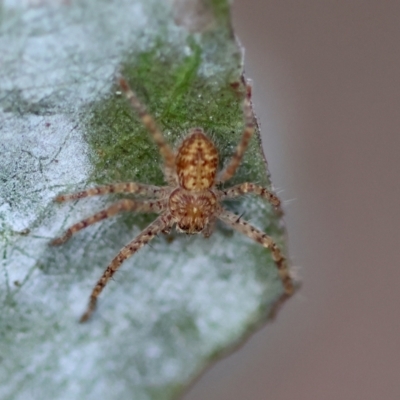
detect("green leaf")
(0, 1), (293, 399)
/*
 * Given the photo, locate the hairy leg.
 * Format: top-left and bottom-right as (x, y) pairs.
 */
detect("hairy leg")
(80, 213), (172, 322)
(163, 168), (178, 187)
(202, 217), (216, 238)
(55, 182), (166, 203)
(219, 182), (281, 207)
(218, 83), (254, 183)
(50, 199), (166, 245)
(118, 76), (176, 176)
(218, 209), (294, 295)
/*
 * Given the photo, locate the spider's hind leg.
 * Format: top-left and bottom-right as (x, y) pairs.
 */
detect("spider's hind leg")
(218, 82), (254, 183)
(118, 77), (176, 174)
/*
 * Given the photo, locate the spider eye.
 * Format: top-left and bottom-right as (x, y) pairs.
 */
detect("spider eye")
(194, 224), (203, 232)
(178, 223), (189, 231)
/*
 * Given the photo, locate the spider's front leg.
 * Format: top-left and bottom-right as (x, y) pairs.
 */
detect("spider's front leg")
(80, 213), (173, 322)
(218, 209), (294, 295)
(51, 199), (166, 245)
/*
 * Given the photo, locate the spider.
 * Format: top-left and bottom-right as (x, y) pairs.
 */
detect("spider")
(51, 76), (294, 322)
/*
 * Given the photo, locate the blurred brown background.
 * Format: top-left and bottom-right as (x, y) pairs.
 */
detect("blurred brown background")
(185, 1), (400, 399)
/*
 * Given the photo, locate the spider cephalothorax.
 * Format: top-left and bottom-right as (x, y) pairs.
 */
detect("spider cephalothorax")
(51, 76), (294, 322)
(169, 187), (218, 233)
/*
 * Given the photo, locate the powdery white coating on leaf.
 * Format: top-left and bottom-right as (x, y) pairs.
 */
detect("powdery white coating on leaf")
(0, 0), (161, 231)
(1, 114), (89, 230)
(171, 0), (216, 33)
(1, 221), (279, 399)
(0, 1), (289, 399)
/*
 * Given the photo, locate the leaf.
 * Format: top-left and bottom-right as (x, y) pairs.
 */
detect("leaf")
(0, 1), (293, 399)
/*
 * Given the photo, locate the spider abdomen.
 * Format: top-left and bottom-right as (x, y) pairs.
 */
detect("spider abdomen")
(168, 188), (218, 234)
(176, 128), (219, 191)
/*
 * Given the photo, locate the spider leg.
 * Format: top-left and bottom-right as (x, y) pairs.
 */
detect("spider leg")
(118, 77), (176, 178)
(55, 182), (166, 203)
(202, 217), (216, 238)
(220, 182), (281, 208)
(218, 83), (254, 183)
(50, 199), (166, 246)
(163, 168), (178, 187)
(80, 213), (173, 322)
(218, 208), (294, 295)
